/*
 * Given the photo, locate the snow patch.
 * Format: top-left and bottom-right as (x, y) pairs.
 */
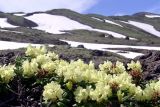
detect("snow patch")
(145, 15), (160, 18)
(92, 17), (123, 27)
(129, 37), (137, 40)
(14, 13), (26, 16)
(91, 29), (126, 38)
(62, 40), (160, 58)
(0, 41), (54, 50)
(105, 19), (123, 27)
(92, 17), (103, 21)
(0, 18), (17, 28)
(118, 51), (143, 59)
(108, 50), (143, 59)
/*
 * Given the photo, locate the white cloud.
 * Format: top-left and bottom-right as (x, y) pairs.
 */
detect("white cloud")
(0, 0), (98, 13)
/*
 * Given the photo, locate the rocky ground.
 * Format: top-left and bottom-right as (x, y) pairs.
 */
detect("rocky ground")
(135, 51), (160, 80)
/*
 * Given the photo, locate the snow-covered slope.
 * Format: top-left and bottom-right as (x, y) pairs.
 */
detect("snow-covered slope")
(26, 13), (127, 38)
(0, 18), (17, 28)
(26, 13), (92, 34)
(121, 20), (160, 37)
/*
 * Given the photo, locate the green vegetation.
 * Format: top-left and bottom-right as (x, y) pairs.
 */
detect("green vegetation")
(6, 14), (38, 27)
(1, 9), (160, 47)
(0, 12), (37, 27)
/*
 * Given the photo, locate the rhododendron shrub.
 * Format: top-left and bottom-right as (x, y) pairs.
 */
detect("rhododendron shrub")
(0, 45), (159, 107)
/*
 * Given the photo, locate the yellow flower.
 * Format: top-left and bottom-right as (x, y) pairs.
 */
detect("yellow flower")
(47, 51), (59, 60)
(114, 61), (126, 74)
(22, 59), (38, 77)
(96, 71), (112, 83)
(74, 86), (92, 103)
(41, 61), (57, 73)
(99, 61), (126, 74)
(90, 82), (112, 102)
(63, 59), (93, 82)
(127, 61), (142, 72)
(43, 81), (64, 102)
(35, 54), (50, 65)
(134, 86), (146, 101)
(25, 45), (47, 57)
(55, 60), (69, 77)
(0, 65), (15, 83)
(109, 72), (132, 87)
(99, 61), (112, 74)
(144, 81), (160, 101)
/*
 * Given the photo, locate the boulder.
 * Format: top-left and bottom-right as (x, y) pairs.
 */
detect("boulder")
(135, 51), (160, 80)
(77, 45), (85, 48)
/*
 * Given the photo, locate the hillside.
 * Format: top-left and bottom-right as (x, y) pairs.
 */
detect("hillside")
(0, 9), (160, 60)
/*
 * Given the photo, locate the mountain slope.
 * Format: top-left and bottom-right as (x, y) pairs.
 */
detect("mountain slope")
(0, 9), (160, 59)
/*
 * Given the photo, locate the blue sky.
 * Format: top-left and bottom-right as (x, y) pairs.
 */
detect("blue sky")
(87, 0), (160, 16)
(0, 0), (160, 16)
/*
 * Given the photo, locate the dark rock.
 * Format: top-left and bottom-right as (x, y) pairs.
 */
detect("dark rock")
(5, 52), (15, 58)
(94, 40), (98, 42)
(154, 64), (160, 73)
(77, 45), (85, 48)
(108, 34), (114, 38)
(125, 36), (129, 40)
(135, 51), (160, 80)
(0, 50), (24, 65)
(91, 50), (104, 56)
(99, 33), (106, 37)
(135, 52), (152, 60)
(52, 40), (69, 45)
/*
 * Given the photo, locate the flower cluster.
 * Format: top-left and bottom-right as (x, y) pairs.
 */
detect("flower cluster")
(127, 61), (142, 79)
(22, 59), (38, 77)
(12, 45), (160, 106)
(90, 82), (112, 102)
(134, 81), (160, 101)
(22, 45), (59, 78)
(99, 61), (126, 74)
(43, 81), (64, 102)
(25, 45), (47, 57)
(0, 65), (15, 83)
(74, 86), (92, 103)
(56, 59), (96, 83)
